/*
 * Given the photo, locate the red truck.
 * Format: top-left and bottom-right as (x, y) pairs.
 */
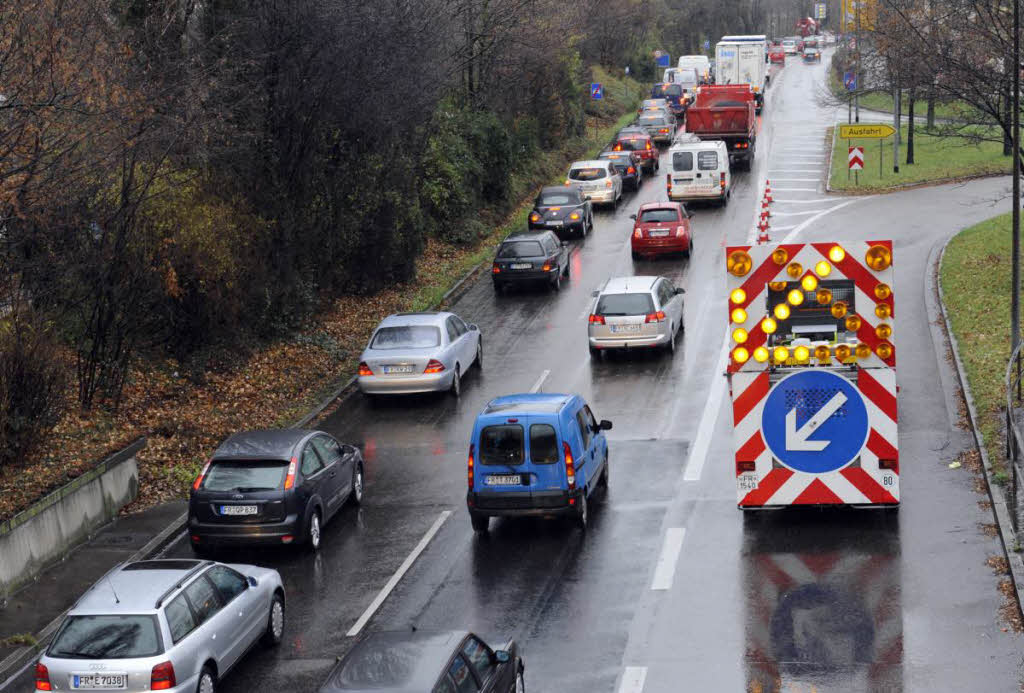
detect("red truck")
(796, 17), (818, 37)
(683, 85), (757, 169)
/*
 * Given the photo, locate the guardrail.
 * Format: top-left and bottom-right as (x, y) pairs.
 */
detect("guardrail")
(1004, 339), (1024, 531)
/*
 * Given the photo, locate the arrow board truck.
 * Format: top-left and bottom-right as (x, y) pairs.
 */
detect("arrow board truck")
(716, 35), (768, 113)
(724, 241), (898, 510)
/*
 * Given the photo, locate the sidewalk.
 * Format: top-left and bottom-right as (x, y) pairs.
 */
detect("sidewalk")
(0, 501), (186, 684)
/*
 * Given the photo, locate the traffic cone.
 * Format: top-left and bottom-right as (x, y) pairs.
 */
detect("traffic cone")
(761, 200), (771, 218)
(764, 188), (773, 203)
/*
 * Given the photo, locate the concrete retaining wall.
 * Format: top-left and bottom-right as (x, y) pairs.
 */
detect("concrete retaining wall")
(0, 438), (145, 598)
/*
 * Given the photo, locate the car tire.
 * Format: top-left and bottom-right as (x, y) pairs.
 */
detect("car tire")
(562, 262), (570, 278)
(493, 282), (503, 294)
(589, 346), (601, 360)
(261, 593), (285, 647)
(683, 242), (691, 259)
(515, 669), (525, 693)
(475, 340), (483, 370)
(450, 365), (461, 397)
(574, 492), (588, 530)
(631, 251), (641, 261)
(551, 272), (561, 291)
(471, 513), (490, 533)
(655, 159), (660, 172)
(351, 463), (364, 505)
(306, 509), (322, 552)
(666, 327), (677, 355)
(196, 665), (216, 693)
(598, 454), (610, 489)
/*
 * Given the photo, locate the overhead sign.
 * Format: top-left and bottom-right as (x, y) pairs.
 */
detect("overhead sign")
(591, 83), (603, 100)
(839, 123), (896, 139)
(761, 370), (870, 474)
(843, 71), (857, 91)
(848, 146), (864, 170)
(815, 2), (827, 19)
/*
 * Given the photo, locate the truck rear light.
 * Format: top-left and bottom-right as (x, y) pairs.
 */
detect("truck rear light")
(35, 663), (51, 691)
(358, 361), (373, 376)
(666, 173), (672, 195)
(192, 458), (212, 491)
(736, 461), (756, 474)
(880, 458), (899, 472)
(563, 441), (576, 490)
(151, 661), (176, 691)
(281, 535), (294, 543)
(645, 311), (666, 323)
(588, 314), (605, 325)
(424, 359), (445, 374)
(467, 444), (475, 489)
(283, 457), (298, 490)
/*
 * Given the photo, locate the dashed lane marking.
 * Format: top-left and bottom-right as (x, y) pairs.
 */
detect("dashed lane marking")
(617, 667), (648, 693)
(650, 528), (686, 590)
(770, 188), (819, 192)
(772, 210), (825, 217)
(530, 369), (551, 393)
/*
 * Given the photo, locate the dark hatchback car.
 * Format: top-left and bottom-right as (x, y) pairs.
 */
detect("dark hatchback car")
(492, 230), (570, 293)
(189, 429), (364, 553)
(318, 631), (523, 693)
(527, 185), (593, 238)
(599, 149), (644, 190)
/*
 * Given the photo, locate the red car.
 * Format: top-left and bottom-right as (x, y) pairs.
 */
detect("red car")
(630, 201), (692, 259)
(769, 44), (786, 63)
(612, 129), (660, 173)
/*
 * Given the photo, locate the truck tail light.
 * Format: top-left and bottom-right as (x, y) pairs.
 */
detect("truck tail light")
(192, 458), (212, 491)
(151, 662), (176, 691)
(283, 457), (298, 490)
(736, 461), (756, 474)
(645, 311), (666, 323)
(467, 444), (475, 489)
(424, 359), (445, 374)
(563, 441), (576, 489)
(588, 314), (605, 325)
(880, 458), (899, 473)
(35, 663), (51, 691)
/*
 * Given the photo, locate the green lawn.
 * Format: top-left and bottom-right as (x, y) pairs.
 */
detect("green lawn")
(828, 70), (975, 121)
(829, 124), (1010, 192)
(940, 212), (1019, 481)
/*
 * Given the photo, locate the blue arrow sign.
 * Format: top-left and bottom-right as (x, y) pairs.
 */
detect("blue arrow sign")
(704, 39), (711, 51)
(844, 71), (857, 91)
(591, 83), (603, 100)
(761, 370), (869, 474)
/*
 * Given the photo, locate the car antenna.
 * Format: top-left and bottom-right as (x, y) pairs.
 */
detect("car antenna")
(106, 574), (121, 604)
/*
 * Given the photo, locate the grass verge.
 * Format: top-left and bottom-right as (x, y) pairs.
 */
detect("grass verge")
(829, 124), (1009, 192)
(827, 70), (973, 121)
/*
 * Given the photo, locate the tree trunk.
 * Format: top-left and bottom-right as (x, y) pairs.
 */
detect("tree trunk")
(1005, 80), (1014, 156)
(927, 83), (936, 129)
(906, 88), (915, 165)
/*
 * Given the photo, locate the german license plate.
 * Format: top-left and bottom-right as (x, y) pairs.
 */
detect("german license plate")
(220, 505), (258, 516)
(546, 220), (563, 227)
(485, 474), (522, 486)
(738, 474), (759, 492)
(72, 673), (127, 689)
(382, 365), (414, 374)
(650, 229), (670, 237)
(610, 324), (641, 334)
(510, 263), (532, 270)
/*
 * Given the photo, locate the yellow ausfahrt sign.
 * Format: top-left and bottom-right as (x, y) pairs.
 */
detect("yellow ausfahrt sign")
(838, 124), (896, 139)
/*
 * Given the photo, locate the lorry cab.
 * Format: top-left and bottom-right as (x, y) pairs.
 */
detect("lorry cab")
(666, 135), (731, 205)
(466, 393), (612, 532)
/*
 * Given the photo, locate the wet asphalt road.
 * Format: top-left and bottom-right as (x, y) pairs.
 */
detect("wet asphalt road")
(14, 52), (1024, 692)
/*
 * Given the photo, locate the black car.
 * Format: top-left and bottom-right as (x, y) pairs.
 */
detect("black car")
(318, 631), (523, 693)
(492, 230), (570, 293)
(189, 429), (364, 553)
(527, 186), (593, 238)
(598, 149), (644, 191)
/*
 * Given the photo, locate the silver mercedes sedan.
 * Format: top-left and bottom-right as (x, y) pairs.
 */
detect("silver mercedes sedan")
(357, 311), (482, 397)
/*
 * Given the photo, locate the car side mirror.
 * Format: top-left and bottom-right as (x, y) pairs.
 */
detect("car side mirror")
(247, 576), (258, 588)
(494, 650), (511, 664)
(599, 419), (613, 431)
(469, 323), (479, 331)
(629, 214), (637, 220)
(591, 290), (600, 297)
(675, 287), (685, 295)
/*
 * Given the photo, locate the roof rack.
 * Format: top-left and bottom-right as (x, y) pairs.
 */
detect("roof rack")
(154, 561), (211, 609)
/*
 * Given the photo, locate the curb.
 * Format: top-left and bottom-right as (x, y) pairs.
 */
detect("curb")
(933, 237), (1024, 622)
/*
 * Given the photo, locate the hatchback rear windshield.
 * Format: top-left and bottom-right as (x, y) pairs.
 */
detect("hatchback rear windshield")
(539, 193), (573, 206)
(480, 424), (523, 466)
(497, 241), (544, 258)
(639, 116), (666, 126)
(370, 325), (441, 349)
(639, 208), (679, 223)
(617, 138), (647, 151)
(50, 615), (161, 659)
(672, 151), (693, 171)
(201, 459), (287, 492)
(569, 167), (606, 181)
(596, 292), (656, 316)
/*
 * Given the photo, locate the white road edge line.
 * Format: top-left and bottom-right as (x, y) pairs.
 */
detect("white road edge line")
(618, 666), (648, 693)
(770, 188), (818, 192)
(346, 510), (452, 637)
(650, 528), (686, 590)
(530, 369), (551, 393)
(683, 332), (728, 481)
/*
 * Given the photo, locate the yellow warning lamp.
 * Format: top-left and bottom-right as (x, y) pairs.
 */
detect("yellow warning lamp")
(835, 344), (852, 361)
(816, 288), (833, 305)
(773, 346), (790, 363)
(768, 281), (788, 292)
(855, 342), (872, 359)
(875, 303), (892, 319)
(828, 245), (846, 263)
(876, 323), (893, 340)
(814, 345), (831, 362)
(787, 289), (805, 306)
(814, 260), (832, 277)
(794, 346), (810, 363)
(774, 303), (791, 320)
(845, 314), (862, 332)
(731, 308), (748, 324)
(733, 328), (749, 344)
(786, 262), (803, 279)
(831, 301), (848, 319)
(733, 346), (750, 364)
(801, 274), (818, 292)
(865, 244), (892, 271)
(730, 288), (747, 304)
(753, 346), (770, 362)
(876, 342), (894, 359)
(772, 248), (789, 265)
(874, 283), (892, 300)
(728, 250), (753, 277)
(761, 316), (778, 334)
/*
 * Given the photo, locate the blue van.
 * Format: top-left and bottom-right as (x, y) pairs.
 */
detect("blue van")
(466, 393), (612, 532)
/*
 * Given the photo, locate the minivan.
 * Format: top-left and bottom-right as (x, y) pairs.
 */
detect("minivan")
(666, 135), (731, 205)
(466, 393), (612, 532)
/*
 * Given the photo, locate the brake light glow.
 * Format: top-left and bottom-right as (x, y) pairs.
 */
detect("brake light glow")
(563, 441), (576, 489)
(627, 166), (636, 174)
(467, 444), (475, 488)
(358, 362), (373, 376)
(283, 457), (298, 490)
(424, 359), (445, 374)
(529, 212), (540, 222)
(569, 211), (581, 220)
(645, 141), (652, 151)
(645, 311), (666, 323)
(720, 172), (726, 190)
(151, 661), (176, 691)
(492, 264), (501, 274)
(192, 458), (212, 491)
(542, 264), (552, 271)
(588, 314), (605, 325)
(659, 128), (669, 133)
(35, 663), (51, 691)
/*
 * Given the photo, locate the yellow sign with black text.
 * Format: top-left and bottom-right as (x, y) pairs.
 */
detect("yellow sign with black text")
(838, 124), (896, 139)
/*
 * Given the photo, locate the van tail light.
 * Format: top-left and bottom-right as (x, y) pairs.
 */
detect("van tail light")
(151, 661), (176, 691)
(666, 173), (672, 195)
(358, 361), (373, 376)
(424, 359), (446, 374)
(467, 444), (475, 489)
(588, 314), (606, 325)
(627, 166), (636, 174)
(736, 460), (756, 474)
(880, 458), (899, 473)
(283, 456), (298, 490)
(192, 458), (212, 491)
(605, 179), (612, 188)
(35, 663), (51, 691)
(720, 172), (726, 190)
(645, 311), (666, 323)
(633, 228), (642, 239)
(676, 226), (686, 237)
(563, 441), (576, 490)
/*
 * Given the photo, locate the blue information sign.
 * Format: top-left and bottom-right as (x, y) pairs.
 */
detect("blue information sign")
(844, 71), (858, 91)
(761, 370), (869, 474)
(655, 53), (671, 68)
(590, 83), (603, 100)
(704, 39), (711, 51)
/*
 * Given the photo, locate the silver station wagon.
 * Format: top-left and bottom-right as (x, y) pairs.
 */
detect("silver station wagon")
(587, 276), (685, 358)
(36, 559), (284, 693)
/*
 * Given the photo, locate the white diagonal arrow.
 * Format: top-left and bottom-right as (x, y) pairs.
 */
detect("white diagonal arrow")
(785, 391), (847, 451)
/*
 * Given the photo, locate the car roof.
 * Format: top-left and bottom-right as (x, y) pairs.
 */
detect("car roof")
(378, 312), (452, 329)
(617, 129), (650, 137)
(323, 630), (469, 692)
(637, 201), (682, 211)
(482, 393), (572, 416)
(569, 160), (609, 169)
(72, 560), (210, 613)
(600, 276), (660, 293)
(214, 429), (315, 460)
(538, 185), (580, 197)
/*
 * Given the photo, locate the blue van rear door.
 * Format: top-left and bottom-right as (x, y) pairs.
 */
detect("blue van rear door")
(525, 417), (564, 498)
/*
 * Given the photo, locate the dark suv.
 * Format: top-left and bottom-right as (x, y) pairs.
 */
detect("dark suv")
(189, 429), (364, 553)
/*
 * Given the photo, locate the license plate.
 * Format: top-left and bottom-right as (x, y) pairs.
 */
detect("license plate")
(382, 365), (414, 374)
(72, 674), (127, 689)
(220, 505), (258, 516)
(510, 263), (532, 270)
(610, 324), (641, 334)
(649, 229), (670, 237)
(485, 474), (522, 486)
(738, 474), (759, 492)
(546, 220), (563, 227)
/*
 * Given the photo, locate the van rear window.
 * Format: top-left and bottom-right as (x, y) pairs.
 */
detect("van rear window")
(479, 425), (523, 466)
(697, 151), (719, 170)
(529, 424), (559, 464)
(672, 152), (693, 171)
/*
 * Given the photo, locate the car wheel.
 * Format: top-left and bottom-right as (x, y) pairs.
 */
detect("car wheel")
(475, 340), (483, 370)
(306, 509), (322, 552)
(589, 346), (602, 360)
(588, 212), (594, 232)
(551, 271), (561, 291)
(598, 454), (610, 489)
(197, 666), (216, 693)
(562, 262), (570, 278)
(515, 669), (525, 693)
(683, 242), (691, 259)
(261, 593), (285, 647)
(450, 365), (462, 397)
(574, 492), (588, 530)
(666, 327), (677, 355)
(190, 541), (211, 558)
(631, 251), (641, 261)
(351, 463), (364, 505)
(655, 159), (660, 172)
(471, 513), (490, 533)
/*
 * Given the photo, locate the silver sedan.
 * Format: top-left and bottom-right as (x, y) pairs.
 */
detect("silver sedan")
(357, 311), (482, 397)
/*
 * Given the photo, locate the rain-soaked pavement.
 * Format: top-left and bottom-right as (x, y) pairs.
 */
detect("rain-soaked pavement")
(13, 50), (1023, 693)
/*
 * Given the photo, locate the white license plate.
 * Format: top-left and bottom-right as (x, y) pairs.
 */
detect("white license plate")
(485, 474), (522, 486)
(382, 365), (414, 374)
(510, 263), (532, 270)
(649, 230), (670, 237)
(546, 220), (563, 227)
(72, 673), (127, 689)
(738, 473), (759, 492)
(220, 505), (258, 516)
(610, 324), (641, 334)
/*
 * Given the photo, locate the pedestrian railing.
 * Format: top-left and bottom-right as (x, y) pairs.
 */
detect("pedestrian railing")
(1004, 340), (1024, 531)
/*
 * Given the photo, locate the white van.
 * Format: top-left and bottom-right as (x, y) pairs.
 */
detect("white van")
(666, 136), (731, 205)
(677, 55), (712, 83)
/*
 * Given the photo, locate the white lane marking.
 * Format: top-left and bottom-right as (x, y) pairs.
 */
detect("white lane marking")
(772, 210), (825, 217)
(530, 369), (551, 393)
(767, 224), (797, 232)
(771, 198), (839, 203)
(770, 187), (818, 192)
(683, 332), (728, 481)
(766, 178), (820, 182)
(768, 168), (822, 172)
(618, 666), (648, 693)
(346, 510), (452, 637)
(650, 528), (686, 590)
(780, 198), (864, 244)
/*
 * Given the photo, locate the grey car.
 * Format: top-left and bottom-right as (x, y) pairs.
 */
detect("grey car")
(36, 559), (285, 693)
(358, 311), (482, 397)
(587, 276), (685, 357)
(636, 112), (676, 145)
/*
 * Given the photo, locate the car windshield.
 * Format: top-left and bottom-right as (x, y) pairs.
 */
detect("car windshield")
(596, 292), (656, 316)
(498, 241), (544, 258)
(639, 116), (666, 126)
(370, 325), (442, 349)
(201, 459), (287, 492)
(50, 615), (161, 659)
(639, 208), (679, 223)
(538, 193), (573, 206)
(569, 167), (606, 181)
(480, 424), (524, 466)
(642, 100), (667, 109)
